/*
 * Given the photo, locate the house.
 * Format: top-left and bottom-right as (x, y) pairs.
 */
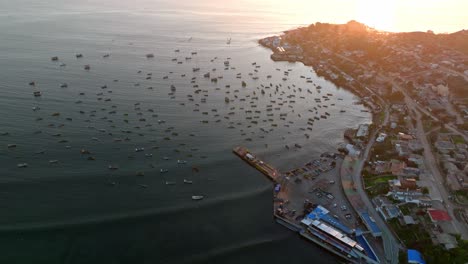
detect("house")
(434, 141), (455, 152)
(408, 140), (424, 152)
(373, 196), (400, 221)
(436, 233), (458, 250)
(395, 140), (410, 157)
(390, 159), (406, 175)
(374, 160), (391, 174)
(376, 133), (387, 143)
(407, 249), (426, 264)
(401, 167), (421, 177)
(402, 215), (416, 225)
(388, 178), (425, 204)
(408, 154), (424, 165)
(398, 132), (413, 140)
(427, 209), (451, 222)
(356, 124), (369, 138)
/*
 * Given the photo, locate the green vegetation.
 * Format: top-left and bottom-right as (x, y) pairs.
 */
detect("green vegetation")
(398, 204), (416, 215)
(422, 187), (429, 195)
(370, 137), (398, 161)
(440, 126), (450, 133)
(390, 216), (468, 264)
(363, 174), (394, 197)
(364, 174), (396, 187)
(454, 190), (468, 203)
(451, 135), (465, 144)
(458, 122), (468, 131)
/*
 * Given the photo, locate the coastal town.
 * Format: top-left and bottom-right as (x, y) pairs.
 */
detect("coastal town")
(246, 21), (468, 263)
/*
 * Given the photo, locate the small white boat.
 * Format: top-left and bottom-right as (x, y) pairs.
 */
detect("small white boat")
(17, 163), (28, 168)
(192, 195), (204, 200)
(160, 169), (168, 173)
(177, 160), (187, 164)
(135, 147), (145, 152)
(165, 181), (176, 185)
(183, 179), (193, 184)
(108, 165), (119, 170)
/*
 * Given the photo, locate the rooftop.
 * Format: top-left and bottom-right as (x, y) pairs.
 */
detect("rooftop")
(427, 209), (452, 222)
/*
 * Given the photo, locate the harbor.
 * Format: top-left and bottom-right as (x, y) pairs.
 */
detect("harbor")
(233, 146), (380, 264)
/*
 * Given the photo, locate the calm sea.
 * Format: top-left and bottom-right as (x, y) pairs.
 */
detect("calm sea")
(0, 0), (371, 263)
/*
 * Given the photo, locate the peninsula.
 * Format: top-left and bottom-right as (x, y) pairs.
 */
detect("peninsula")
(249, 21), (468, 263)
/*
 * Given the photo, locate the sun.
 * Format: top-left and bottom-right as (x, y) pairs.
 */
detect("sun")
(356, 0), (396, 31)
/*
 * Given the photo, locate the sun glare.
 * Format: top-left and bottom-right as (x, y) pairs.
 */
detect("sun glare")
(356, 0), (396, 31)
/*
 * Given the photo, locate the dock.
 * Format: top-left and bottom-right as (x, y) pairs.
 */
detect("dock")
(233, 146), (381, 264)
(232, 146), (280, 182)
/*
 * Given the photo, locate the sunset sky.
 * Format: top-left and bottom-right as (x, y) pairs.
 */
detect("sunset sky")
(250, 0), (468, 33)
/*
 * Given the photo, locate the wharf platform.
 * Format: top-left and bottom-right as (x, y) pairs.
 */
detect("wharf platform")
(233, 146), (379, 263)
(232, 146), (280, 182)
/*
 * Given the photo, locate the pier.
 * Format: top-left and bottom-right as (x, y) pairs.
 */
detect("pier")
(233, 146), (381, 264)
(232, 146), (280, 182)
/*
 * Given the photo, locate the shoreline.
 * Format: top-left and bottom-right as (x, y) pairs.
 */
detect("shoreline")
(258, 35), (383, 125)
(233, 146), (381, 263)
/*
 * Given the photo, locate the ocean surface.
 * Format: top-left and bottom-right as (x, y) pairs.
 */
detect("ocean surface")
(0, 1), (371, 263)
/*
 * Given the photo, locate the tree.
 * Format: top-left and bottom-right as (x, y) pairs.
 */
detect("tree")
(422, 187), (429, 195)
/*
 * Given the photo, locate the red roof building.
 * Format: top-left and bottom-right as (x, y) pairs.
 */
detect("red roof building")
(427, 209), (452, 222)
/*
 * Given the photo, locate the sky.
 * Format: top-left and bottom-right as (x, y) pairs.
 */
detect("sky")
(248, 0), (468, 33)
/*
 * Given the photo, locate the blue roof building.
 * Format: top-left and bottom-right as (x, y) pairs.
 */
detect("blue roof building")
(359, 211), (382, 237)
(408, 249), (426, 264)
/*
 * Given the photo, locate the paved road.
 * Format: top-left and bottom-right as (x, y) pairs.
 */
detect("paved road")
(395, 84), (468, 239)
(340, 106), (399, 264)
(353, 111), (400, 264)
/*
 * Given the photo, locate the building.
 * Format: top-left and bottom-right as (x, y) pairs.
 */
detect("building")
(436, 233), (458, 250)
(359, 211), (382, 237)
(372, 196), (400, 221)
(402, 215), (416, 225)
(390, 159), (406, 175)
(356, 124), (369, 138)
(435, 141), (455, 152)
(388, 178), (425, 204)
(376, 133), (387, 143)
(427, 209), (452, 222)
(395, 141), (410, 157)
(407, 249), (426, 264)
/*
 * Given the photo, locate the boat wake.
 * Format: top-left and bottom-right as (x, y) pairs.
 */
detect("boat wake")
(0, 184), (271, 233)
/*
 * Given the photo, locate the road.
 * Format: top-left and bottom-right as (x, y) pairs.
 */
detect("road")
(340, 106), (399, 264)
(396, 84), (468, 239)
(353, 109), (400, 264)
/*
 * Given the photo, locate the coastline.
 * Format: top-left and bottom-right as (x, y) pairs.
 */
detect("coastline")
(258, 34), (382, 124)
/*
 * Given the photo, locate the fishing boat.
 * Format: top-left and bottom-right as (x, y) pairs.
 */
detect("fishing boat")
(192, 195), (204, 200)
(108, 165), (119, 170)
